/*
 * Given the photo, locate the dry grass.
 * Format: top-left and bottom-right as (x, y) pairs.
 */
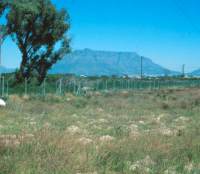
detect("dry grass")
(0, 88), (200, 173)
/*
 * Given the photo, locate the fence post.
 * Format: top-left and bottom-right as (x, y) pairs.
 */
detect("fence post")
(59, 79), (62, 95)
(113, 79), (116, 91)
(73, 80), (76, 94)
(25, 78), (28, 96)
(2, 76), (4, 97)
(76, 81), (81, 96)
(0, 76), (1, 97)
(43, 78), (46, 97)
(6, 80), (8, 96)
(96, 80), (99, 91)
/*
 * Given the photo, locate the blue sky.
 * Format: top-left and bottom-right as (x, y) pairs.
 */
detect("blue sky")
(1, 0), (200, 72)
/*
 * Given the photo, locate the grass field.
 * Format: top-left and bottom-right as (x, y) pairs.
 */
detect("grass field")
(0, 88), (200, 173)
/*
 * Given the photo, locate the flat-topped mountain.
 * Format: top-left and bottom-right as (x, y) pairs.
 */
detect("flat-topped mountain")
(50, 49), (179, 76)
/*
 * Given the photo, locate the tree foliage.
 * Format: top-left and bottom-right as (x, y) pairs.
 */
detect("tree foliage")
(6, 0), (70, 83)
(0, 0), (7, 17)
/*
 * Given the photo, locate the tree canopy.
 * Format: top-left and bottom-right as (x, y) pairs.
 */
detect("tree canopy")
(0, 0), (7, 17)
(5, 0), (70, 83)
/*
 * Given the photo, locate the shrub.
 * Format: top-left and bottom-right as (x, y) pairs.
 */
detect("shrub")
(161, 102), (170, 110)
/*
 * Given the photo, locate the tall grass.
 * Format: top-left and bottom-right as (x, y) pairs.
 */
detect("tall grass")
(0, 88), (200, 173)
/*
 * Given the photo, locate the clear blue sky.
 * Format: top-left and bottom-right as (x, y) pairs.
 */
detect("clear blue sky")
(1, 0), (200, 72)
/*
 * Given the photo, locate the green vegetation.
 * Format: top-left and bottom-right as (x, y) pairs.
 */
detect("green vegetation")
(0, 0), (7, 17)
(1, 0), (70, 83)
(0, 88), (200, 173)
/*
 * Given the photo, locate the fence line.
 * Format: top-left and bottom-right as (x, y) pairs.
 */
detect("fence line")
(0, 76), (200, 97)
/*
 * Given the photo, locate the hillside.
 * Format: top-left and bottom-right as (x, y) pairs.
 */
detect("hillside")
(189, 69), (200, 76)
(50, 49), (179, 76)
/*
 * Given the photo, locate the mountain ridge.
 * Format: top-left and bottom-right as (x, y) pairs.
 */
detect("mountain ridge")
(189, 69), (200, 76)
(50, 49), (180, 76)
(1, 49), (188, 76)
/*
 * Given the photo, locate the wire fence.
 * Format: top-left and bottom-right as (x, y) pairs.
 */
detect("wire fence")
(0, 76), (200, 97)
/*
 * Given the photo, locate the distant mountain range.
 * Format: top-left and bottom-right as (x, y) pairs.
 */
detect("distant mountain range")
(189, 69), (200, 76)
(1, 49), (200, 77)
(50, 49), (180, 76)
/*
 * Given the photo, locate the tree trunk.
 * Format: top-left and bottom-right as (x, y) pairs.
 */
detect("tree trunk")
(37, 70), (47, 85)
(16, 53), (30, 83)
(37, 61), (48, 85)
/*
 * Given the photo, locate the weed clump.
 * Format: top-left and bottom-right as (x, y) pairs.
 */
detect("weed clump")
(161, 102), (170, 110)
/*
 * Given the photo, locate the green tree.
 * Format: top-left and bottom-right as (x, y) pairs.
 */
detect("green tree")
(0, 0), (7, 17)
(0, 0), (8, 52)
(6, 0), (70, 83)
